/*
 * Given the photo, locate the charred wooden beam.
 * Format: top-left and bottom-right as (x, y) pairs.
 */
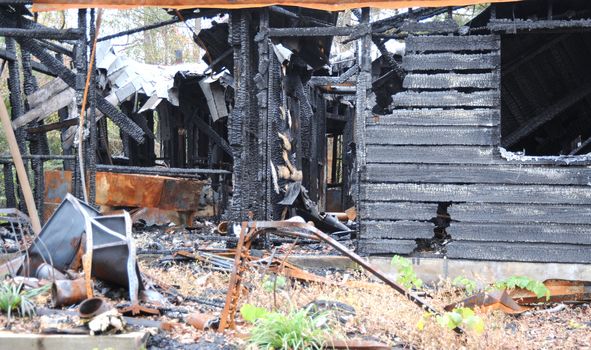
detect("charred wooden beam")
(95, 164), (230, 176)
(191, 110), (232, 157)
(26, 117), (79, 134)
(370, 7), (454, 33)
(503, 84), (591, 147)
(355, 7), (371, 197)
(268, 6), (332, 27)
(489, 19), (591, 33)
(569, 136), (591, 155)
(98, 17), (180, 42)
(37, 39), (74, 57)
(0, 12), (145, 143)
(0, 27), (82, 40)
(10, 35), (145, 143)
(0, 47), (55, 76)
(88, 9), (98, 205)
(309, 64), (358, 86)
(268, 26), (357, 37)
(5, 37), (29, 212)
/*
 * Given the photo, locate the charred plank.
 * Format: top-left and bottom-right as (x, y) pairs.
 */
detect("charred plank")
(357, 239), (417, 255)
(361, 183), (591, 205)
(361, 220), (434, 240)
(392, 91), (500, 108)
(446, 241), (591, 263)
(360, 202), (438, 221)
(366, 125), (498, 146)
(402, 53), (500, 71)
(450, 203), (591, 225)
(365, 163), (591, 185)
(366, 145), (497, 164)
(405, 35), (500, 53)
(403, 73), (499, 90)
(368, 109), (499, 127)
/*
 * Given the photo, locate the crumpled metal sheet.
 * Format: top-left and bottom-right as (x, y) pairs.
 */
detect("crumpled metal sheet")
(21, 193), (144, 307)
(445, 290), (529, 315)
(446, 280), (591, 314)
(21, 193), (99, 276)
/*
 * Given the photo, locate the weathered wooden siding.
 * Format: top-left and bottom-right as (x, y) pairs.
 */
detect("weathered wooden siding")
(359, 34), (591, 263)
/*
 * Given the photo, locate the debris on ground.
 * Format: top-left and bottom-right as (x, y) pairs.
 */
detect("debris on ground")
(0, 193), (589, 349)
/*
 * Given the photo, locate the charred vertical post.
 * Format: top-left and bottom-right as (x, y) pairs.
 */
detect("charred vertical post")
(54, 52), (75, 171)
(73, 9), (87, 200)
(20, 34), (48, 223)
(255, 9), (271, 219)
(355, 8), (371, 236)
(228, 10), (267, 220)
(88, 9), (97, 206)
(6, 37), (27, 211)
(3, 164), (16, 208)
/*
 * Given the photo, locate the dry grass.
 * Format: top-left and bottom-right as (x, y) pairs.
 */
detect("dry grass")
(140, 261), (591, 350)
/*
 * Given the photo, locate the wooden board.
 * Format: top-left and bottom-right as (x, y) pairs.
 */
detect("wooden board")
(403, 73), (499, 89)
(406, 35), (500, 53)
(365, 145), (497, 164)
(448, 222), (591, 245)
(360, 201), (438, 221)
(365, 125), (498, 146)
(361, 220), (435, 239)
(365, 163), (591, 185)
(357, 239), (417, 255)
(367, 108), (499, 127)
(402, 53), (500, 71)
(450, 203), (591, 225)
(361, 183), (591, 205)
(392, 91), (500, 108)
(446, 241), (591, 263)
(364, 145), (591, 165)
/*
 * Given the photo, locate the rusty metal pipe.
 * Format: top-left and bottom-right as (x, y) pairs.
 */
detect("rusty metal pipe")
(187, 312), (218, 331)
(36, 263), (67, 281)
(79, 297), (112, 318)
(51, 278), (90, 307)
(216, 221), (228, 236)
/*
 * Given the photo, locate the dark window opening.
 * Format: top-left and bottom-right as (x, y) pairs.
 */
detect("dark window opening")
(500, 32), (591, 156)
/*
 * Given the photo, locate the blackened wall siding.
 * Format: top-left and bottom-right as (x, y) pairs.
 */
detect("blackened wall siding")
(358, 34), (591, 263)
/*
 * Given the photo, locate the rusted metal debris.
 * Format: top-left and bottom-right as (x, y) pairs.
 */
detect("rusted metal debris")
(509, 279), (591, 304)
(446, 279), (591, 314)
(445, 290), (529, 315)
(44, 170), (213, 225)
(3, 193), (162, 316)
(187, 312), (219, 331)
(79, 297), (113, 319)
(52, 278), (90, 308)
(218, 219), (443, 332)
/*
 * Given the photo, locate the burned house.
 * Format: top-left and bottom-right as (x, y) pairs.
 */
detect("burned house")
(0, 0), (590, 267)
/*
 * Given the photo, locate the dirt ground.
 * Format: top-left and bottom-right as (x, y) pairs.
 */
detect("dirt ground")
(134, 225), (591, 350)
(1, 225), (589, 350)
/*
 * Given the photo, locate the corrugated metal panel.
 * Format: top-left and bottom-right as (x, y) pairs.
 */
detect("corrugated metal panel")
(32, 0), (520, 12)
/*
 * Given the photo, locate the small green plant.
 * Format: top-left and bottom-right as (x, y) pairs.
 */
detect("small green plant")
(0, 282), (50, 321)
(453, 276), (478, 295)
(240, 304), (330, 350)
(240, 304), (269, 323)
(436, 307), (485, 334)
(391, 255), (423, 290)
(262, 275), (286, 293)
(494, 276), (550, 300)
